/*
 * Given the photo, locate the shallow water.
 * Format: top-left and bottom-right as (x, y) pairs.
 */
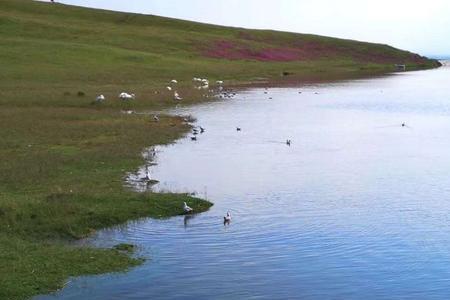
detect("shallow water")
(37, 64), (450, 300)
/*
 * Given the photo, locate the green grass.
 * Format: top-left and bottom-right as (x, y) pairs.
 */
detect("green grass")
(0, 0), (440, 299)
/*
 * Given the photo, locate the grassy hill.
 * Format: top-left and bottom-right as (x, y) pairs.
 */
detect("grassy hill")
(0, 0), (440, 90)
(0, 1), (441, 299)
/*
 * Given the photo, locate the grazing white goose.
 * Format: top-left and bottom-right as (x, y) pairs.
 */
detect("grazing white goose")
(174, 91), (183, 101)
(216, 80), (224, 85)
(171, 79), (178, 84)
(119, 92), (135, 101)
(96, 94), (105, 102)
(183, 202), (193, 213)
(224, 211), (231, 222)
(166, 86), (172, 91)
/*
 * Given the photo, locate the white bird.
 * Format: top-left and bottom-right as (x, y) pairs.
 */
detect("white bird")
(119, 92), (135, 101)
(141, 168), (151, 181)
(153, 115), (159, 122)
(166, 86), (172, 91)
(216, 80), (224, 85)
(224, 211), (232, 222)
(174, 91), (183, 101)
(171, 79), (178, 84)
(201, 79), (209, 85)
(183, 202), (193, 213)
(96, 94), (105, 102)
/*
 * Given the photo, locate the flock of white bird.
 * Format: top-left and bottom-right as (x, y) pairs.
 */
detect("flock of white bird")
(94, 77), (225, 103)
(109, 78), (231, 223)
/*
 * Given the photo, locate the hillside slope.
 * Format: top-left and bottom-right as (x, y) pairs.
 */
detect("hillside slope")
(0, 0), (440, 90)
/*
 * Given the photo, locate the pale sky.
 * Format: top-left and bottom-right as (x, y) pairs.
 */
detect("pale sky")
(54, 0), (450, 57)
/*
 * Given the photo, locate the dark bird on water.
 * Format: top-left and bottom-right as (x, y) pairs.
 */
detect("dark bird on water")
(200, 126), (205, 133)
(236, 127), (241, 131)
(286, 139), (292, 146)
(191, 136), (197, 141)
(224, 211), (232, 224)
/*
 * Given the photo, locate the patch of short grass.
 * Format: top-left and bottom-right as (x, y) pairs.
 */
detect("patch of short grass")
(0, 234), (142, 300)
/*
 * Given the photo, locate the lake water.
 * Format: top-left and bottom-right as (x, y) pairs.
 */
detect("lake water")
(37, 63), (450, 300)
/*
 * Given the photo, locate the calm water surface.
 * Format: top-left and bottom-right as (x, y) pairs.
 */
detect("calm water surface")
(38, 64), (450, 299)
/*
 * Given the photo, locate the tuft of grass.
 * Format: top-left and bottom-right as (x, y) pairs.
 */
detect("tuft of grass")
(114, 243), (136, 252)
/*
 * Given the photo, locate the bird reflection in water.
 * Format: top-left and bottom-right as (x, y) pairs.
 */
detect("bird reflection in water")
(184, 214), (196, 229)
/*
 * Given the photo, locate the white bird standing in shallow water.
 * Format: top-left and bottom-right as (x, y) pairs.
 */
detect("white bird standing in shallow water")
(224, 211), (232, 223)
(183, 202), (193, 214)
(153, 115), (159, 122)
(141, 168), (151, 181)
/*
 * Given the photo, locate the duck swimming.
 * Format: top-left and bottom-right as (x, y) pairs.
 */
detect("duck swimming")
(224, 211), (232, 223)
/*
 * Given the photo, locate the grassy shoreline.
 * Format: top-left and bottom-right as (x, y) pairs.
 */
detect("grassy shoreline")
(0, 106), (213, 299)
(0, 1), (441, 299)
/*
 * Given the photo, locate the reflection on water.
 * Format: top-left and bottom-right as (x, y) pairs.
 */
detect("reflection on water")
(37, 64), (450, 300)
